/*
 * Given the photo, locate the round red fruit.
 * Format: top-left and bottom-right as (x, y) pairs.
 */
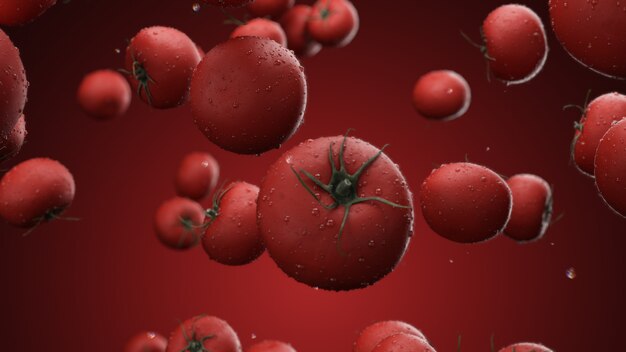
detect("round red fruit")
(0, 29), (27, 139)
(124, 331), (167, 352)
(308, 0), (359, 47)
(166, 315), (241, 352)
(154, 197), (206, 250)
(77, 69), (131, 120)
(247, 340), (296, 352)
(371, 333), (436, 352)
(499, 342), (553, 352)
(354, 321), (427, 352)
(594, 118), (626, 218)
(202, 0), (252, 7)
(0, 0), (56, 26)
(248, 0), (294, 18)
(280, 5), (322, 58)
(0, 114), (26, 163)
(412, 70), (471, 121)
(503, 174), (553, 242)
(175, 152), (220, 200)
(230, 18), (287, 47)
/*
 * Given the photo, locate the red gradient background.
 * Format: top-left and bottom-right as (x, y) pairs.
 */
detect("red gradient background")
(1, 1), (624, 351)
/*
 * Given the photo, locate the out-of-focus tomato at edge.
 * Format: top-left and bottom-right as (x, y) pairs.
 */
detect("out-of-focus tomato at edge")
(0, 0), (623, 351)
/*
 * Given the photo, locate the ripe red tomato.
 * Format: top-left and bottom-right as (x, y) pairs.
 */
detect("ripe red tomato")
(499, 342), (553, 352)
(230, 18), (287, 47)
(0, 29), (27, 139)
(594, 118), (626, 218)
(154, 197), (206, 250)
(124, 331), (167, 352)
(0, 158), (75, 228)
(280, 5), (322, 58)
(0, 114), (26, 163)
(190, 37), (307, 155)
(308, 0), (359, 47)
(0, 0), (56, 26)
(550, 0), (626, 79)
(202, 181), (265, 266)
(202, 0), (252, 7)
(77, 69), (131, 120)
(257, 134), (414, 291)
(479, 4), (548, 84)
(175, 152), (220, 200)
(571, 92), (626, 177)
(503, 174), (553, 242)
(371, 334), (435, 352)
(412, 70), (471, 121)
(354, 321), (427, 352)
(248, 0), (294, 18)
(247, 340), (296, 352)
(124, 26), (202, 109)
(166, 315), (241, 352)
(420, 162), (512, 243)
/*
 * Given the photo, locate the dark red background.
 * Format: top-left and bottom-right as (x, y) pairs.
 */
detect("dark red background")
(1, 0), (624, 351)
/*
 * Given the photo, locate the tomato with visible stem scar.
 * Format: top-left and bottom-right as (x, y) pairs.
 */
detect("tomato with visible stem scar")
(124, 26), (201, 109)
(230, 18), (288, 47)
(77, 70), (131, 120)
(124, 331), (167, 352)
(175, 152), (220, 201)
(248, 0), (294, 18)
(280, 5), (322, 58)
(247, 340), (296, 352)
(154, 197), (206, 250)
(595, 118), (626, 218)
(257, 132), (414, 291)
(308, 0), (359, 48)
(202, 181), (265, 266)
(166, 315), (241, 352)
(0, 114), (26, 163)
(202, 0), (253, 8)
(371, 333), (436, 352)
(412, 70), (471, 121)
(503, 174), (553, 242)
(0, 0), (56, 26)
(499, 342), (553, 352)
(354, 321), (427, 352)
(0, 28), (27, 139)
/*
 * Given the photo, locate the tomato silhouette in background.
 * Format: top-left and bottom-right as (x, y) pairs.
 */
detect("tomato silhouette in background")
(594, 118), (626, 218)
(280, 5), (322, 58)
(0, 114), (26, 163)
(230, 18), (287, 46)
(412, 70), (471, 121)
(166, 315), (242, 352)
(203, 0), (253, 8)
(503, 174), (553, 243)
(308, 0), (359, 47)
(154, 197), (206, 250)
(124, 331), (167, 352)
(371, 333), (436, 352)
(247, 340), (297, 352)
(248, 0), (294, 18)
(77, 69), (131, 120)
(499, 342), (553, 352)
(354, 321), (427, 352)
(175, 151), (220, 201)
(0, 29), (27, 139)
(0, 0), (57, 26)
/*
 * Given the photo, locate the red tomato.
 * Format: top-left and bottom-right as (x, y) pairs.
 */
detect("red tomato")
(124, 331), (167, 352)
(257, 134), (414, 291)
(550, 0), (626, 79)
(202, 181), (265, 266)
(202, 0), (253, 7)
(166, 315), (241, 352)
(503, 174), (553, 242)
(280, 5), (322, 58)
(190, 37), (307, 155)
(175, 152), (220, 200)
(479, 4), (548, 84)
(124, 26), (202, 109)
(420, 162), (512, 244)
(0, 29), (27, 139)
(0, 158), (75, 228)
(248, 0), (294, 18)
(154, 197), (206, 250)
(0, 114), (26, 163)
(230, 18), (287, 47)
(308, 0), (359, 47)
(499, 342), (553, 352)
(247, 340), (296, 352)
(371, 334), (435, 352)
(412, 70), (471, 121)
(354, 321), (427, 352)
(594, 118), (626, 218)
(0, 0), (56, 26)
(571, 92), (626, 177)
(77, 69), (131, 120)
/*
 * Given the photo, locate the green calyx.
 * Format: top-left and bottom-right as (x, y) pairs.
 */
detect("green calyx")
(125, 52), (155, 106)
(179, 321), (215, 352)
(460, 28), (495, 82)
(204, 182), (233, 222)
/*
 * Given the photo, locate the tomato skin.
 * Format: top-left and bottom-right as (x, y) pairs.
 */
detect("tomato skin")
(190, 37), (307, 155)
(0, 0), (56, 26)
(354, 321), (427, 352)
(124, 331), (167, 352)
(371, 334), (435, 352)
(308, 0), (359, 47)
(248, 0), (294, 18)
(499, 342), (553, 352)
(482, 4), (548, 84)
(0, 158), (75, 228)
(202, 182), (265, 266)
(0, 114), (26, 163)
(503, 174), (552, 242)
(175, 152), (220, 200)
(420, 162), (512, 244)
(0, 29), (27, 139)
(573, 92), (626, 177)
(594, 118), (626, 218)
(230, 19), (288, 47)
(257, 136), (414, 291)
(77, 70), (131, 120)
(124, 26), (201, 109)
(280, 5), (322, 58)
(154, 197), (206, 250)
(247, 340), (296, 352)
(166, 315), (242, 352)
(412, 70), (471, 121)
(202, 0), (253, 7)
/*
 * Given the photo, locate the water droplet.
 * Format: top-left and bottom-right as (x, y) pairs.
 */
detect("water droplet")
(192, 3), (201, 12)
(566, 267), (576, 279)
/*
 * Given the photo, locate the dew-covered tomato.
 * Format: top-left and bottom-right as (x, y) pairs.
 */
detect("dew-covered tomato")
(154, 197), (206, 250)
(247, 340), (296, 352)
(77, 69), (131, 120)
(175, 152), (220, 200)
(280, 5), (322, 58)
(412, 70), (471, 121)
(230, 18), (287, 47)
(124, 331), (167, 352)
(0, 114), (26, 163)
(0, 158), (75, 228)
(257, 133), (414, 291)
(571, 92), (626, 177)
(308, 0), (359, 47)
(499, 342), (553, 352)
(202, 0), (253, 7)
(354, 321), (427, 352)
(420, 162), (512, 244)
(124, 26), (202, 109)
(202, 181), (265, 266)
(594, 118), (626, 218)
(0, 29), (27, 139)
(190, 37), (307, 155)
(166, 315), (241, 352)
(0, 0), (57, 26)
(503, 174), (553, 242)
(550, 0), (626, 79)
(248, 0), (294, 18)
(371, 333), (436, 352)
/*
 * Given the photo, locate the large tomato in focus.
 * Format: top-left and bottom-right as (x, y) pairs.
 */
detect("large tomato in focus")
(0, 0), (56, 26)
(0, 29), (27, 139)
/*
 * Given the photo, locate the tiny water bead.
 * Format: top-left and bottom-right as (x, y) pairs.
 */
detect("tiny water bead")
(192, 3), (201, 12)
(566, 267), (576, 279)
